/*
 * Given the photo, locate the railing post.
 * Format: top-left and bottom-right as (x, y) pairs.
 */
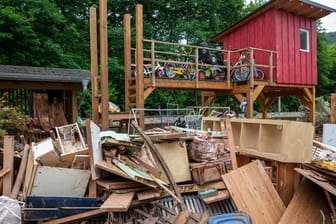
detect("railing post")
(151, 41), (156, 86)
(249, 48), (254, 89)
(195, 47), (199, 88)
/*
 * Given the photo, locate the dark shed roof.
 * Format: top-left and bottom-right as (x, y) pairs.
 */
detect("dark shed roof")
(0, 65), (90, 83)
(211, 0), (335, 42)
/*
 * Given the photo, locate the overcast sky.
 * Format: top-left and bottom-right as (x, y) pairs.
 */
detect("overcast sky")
(315, 0), (336, 32)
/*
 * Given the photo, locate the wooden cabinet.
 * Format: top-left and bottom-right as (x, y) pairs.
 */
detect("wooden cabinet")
(202, 117), (314, 163)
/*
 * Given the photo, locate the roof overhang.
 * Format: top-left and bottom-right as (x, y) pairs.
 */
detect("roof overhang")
(211, 0), (336, 43)
(0, 65), (90, 83)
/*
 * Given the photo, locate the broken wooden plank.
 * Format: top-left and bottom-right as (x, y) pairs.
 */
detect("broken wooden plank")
(279, 179), (332, 224)
(10, 143), (30, 199)
(202, 190), (230, 204)
(137, 189), (161, 200)
(3, 136), (14, 196)
(23, 149), (38, 198)
(96, 160), (158, 188)
(97, 179), (144, 190)
(86, 119), (103, 180)
(222, 118), (237, 169)
(0, 168), (10, 178)
(295, 168), (336, 196)
(100, 192), (135, 212)
(222, 160), (285, 224)
(43, 208), (108, 224)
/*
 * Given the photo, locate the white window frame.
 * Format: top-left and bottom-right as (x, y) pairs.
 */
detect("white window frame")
(300, 28), (309, 52)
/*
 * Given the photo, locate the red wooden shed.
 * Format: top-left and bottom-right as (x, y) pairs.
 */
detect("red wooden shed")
(212, 0), (335, 86)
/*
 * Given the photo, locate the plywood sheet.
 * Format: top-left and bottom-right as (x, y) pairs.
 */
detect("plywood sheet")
(30, 166), (90, 197)
(154, 141), (191, 183)
(222, 160), (285, 224)
(86, 120), (103, 180)
(100, 192), (135, 211)
(279, 179), (332, 224)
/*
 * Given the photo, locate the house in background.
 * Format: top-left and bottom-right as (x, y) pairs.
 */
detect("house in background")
(211, 0), (335, 122)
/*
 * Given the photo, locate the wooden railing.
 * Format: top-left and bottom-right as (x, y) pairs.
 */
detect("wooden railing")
(131, 39), (277, 88)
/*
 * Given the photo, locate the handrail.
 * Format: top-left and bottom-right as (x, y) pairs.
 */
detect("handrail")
(132, 39), (277, 86)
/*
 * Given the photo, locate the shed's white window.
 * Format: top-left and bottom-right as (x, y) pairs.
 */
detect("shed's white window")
(300, 29), (309, 52)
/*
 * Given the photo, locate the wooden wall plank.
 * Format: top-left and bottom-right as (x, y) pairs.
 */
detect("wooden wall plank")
(222, 160), (285, 224)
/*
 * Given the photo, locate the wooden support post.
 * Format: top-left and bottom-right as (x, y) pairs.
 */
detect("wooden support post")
(124, 14), (131, 112)
(71, 90), (78, 123)
(99, 0), (109, 131)
(331, 93), (336, 124)
(136, 4), (145, 129)
(3, 136), (14, 196)
(310, 87), (316, 124)
(246, 90), (254, 118)
(222, 118), (238, 170)
(90, 7), (99, 124)
(269, 52), (273, 84)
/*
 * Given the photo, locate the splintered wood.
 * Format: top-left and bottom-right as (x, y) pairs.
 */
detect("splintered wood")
(222, 160), (285, 224)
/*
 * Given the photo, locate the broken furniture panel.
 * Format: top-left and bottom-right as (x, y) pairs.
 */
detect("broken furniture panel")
(86, 120), (103, 180)
(30, 166), (90, 197)
(32, 138), (61, 167)
(55, 123), (87, 155)
(222, 160), (285, 224)
(279, 179), (332, 224)
(154, 141), (191, 183)
(190, 160), (227, 185)
(230, 118), (314, 163)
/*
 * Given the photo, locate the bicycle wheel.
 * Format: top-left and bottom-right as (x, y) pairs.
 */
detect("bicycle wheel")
(165, 63), (176, 78)
(234, 66), (250, 81)
(186, 65), (195, 79)
(254, 68), (265, 80)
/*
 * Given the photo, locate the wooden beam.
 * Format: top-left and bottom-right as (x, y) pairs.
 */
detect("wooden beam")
(43, 208), (108, 224)
(3, 136), (14, 196)
(223, 118), (238, 170)
(90, 7), (99, 124)
(234, 93), (244, 103)
(136, 4), (145, 128)
(0, 81), (81, 91)
(144, 86), (155, 100)
(252, 85), (265, 101)
(10, 143), (30, 199)
(99, 0), (109, 131)
(331, 93), (336, 124)
(71, 90), (77, 123)
(124, 14), (131, 112)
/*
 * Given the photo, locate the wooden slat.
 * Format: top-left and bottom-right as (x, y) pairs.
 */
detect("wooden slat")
(202, 190), (230, 204)
(222, 160), (285, 224)
(100, 192), (135, 211)
(137, 189), (161, 201)
(43, 208), (108, 224)
(97, 179), (144, 190)
(3, 136), (14, 196)
(279, 179), (332, 224)
(96, 160), (157, 188)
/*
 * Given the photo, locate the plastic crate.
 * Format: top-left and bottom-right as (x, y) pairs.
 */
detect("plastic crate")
(207, 212), (252, 224)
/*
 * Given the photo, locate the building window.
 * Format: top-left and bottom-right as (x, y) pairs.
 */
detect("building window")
(300, 29), (309, 52)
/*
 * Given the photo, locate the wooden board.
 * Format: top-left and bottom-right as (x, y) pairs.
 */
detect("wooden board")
(100, 192), (135, 211)
(154, 141), (191, 183)
(222, 160), (285, 224)
(30, 166), (90, 197)
(96, 160), (157, 188)
(294, 168), (336, 196)
(137, 189), (161, 200)
(23, 149), (38, 198)
(279, 179), (332, 224)
(32, 138), (61, 167)
(203, 190), (230, 204)
(86, 119), (103, 180)
(97, 179), (144, 190)
(3, 136), (14, 196)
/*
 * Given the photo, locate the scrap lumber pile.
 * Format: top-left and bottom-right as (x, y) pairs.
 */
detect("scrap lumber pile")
(1, 117), (336, 223)
(0, 117), (237, 223)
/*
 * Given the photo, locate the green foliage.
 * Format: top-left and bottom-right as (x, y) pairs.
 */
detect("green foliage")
(326, 32), (336, 45)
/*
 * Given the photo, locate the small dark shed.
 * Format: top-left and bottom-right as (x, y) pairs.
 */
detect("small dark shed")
(211, 0), (335, 85)
(0, 65), (90, 127)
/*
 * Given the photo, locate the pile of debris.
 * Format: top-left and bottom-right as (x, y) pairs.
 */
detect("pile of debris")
(0, 117), (335, 224)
